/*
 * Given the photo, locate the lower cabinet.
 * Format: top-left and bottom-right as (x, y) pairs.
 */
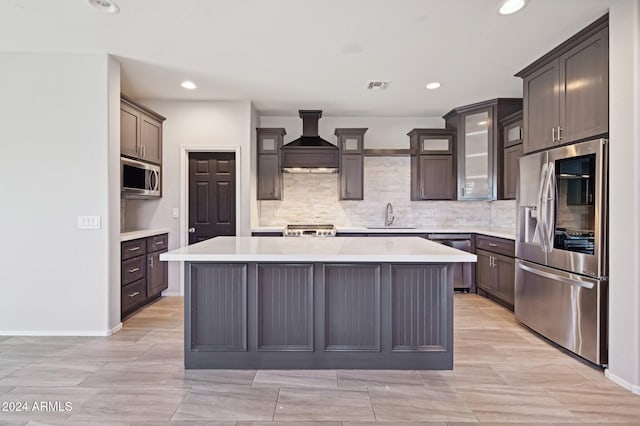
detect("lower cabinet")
(147, 249), (168, 297)
(121, 233), (168, 319)
(475, 235), (515, 308)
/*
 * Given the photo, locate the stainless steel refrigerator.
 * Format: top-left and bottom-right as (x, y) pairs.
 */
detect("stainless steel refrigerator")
(516, 138), (608, 365)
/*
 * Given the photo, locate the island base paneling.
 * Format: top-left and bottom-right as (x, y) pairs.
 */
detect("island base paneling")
(184, 262), (454, 369)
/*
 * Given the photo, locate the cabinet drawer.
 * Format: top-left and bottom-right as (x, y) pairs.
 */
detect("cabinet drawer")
(122, 279), (146, 313)
(476, 235), (515, 257)
(122, 255), (146, 285)
(147, 234), (168, 252)
(122, 238), (147, 260)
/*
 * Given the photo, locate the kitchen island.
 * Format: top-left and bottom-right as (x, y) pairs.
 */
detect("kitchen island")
(161, 236), (476, 369)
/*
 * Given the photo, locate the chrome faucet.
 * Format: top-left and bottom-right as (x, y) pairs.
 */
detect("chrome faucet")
(385, 202), (395, 227)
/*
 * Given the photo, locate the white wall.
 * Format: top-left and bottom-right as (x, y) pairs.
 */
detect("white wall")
(125, 100), (253, 295)
(107, 56), (122, 332)
(0, 53), (117, 335)
(259, 116), (445, 149)
(607, 0), (640, 393)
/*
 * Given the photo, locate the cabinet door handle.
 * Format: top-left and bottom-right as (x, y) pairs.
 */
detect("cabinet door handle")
(128, 247), (141, 252)
(128, 267), (140, 273)
(129, 291), (140, 298)
(149, 256), (154, 268)
(557, 126), (563, 141)
(489, 243), (498, 247)
(551, 127), (557, 143)
(155, 241), (164, 245)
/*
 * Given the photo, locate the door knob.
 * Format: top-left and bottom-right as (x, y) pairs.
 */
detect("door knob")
(188, 227), (195, 233)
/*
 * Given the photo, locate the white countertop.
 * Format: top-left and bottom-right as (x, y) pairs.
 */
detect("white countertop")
(121, 228), (170, 242)
(161, 236), (477, 263)
(251, 226), (516, 240)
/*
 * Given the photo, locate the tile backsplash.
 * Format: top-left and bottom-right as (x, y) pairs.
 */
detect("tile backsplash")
(259, 157), (516, 229)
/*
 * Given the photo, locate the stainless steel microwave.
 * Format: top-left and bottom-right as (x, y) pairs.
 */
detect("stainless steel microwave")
(121, 157), (161, 199)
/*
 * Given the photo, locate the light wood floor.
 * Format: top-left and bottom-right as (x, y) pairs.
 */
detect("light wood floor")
(0, 294), (639, 425)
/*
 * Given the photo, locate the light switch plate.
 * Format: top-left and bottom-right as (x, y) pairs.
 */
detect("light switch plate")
(77, 216), (101, 230)
(172, 208), (180, 218)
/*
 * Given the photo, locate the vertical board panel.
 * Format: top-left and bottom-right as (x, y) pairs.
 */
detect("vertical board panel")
(325, 265), (380, 350)
(191, 263), (247, 351)
(391, 265), (447, 351)
(258, 264), (313, 351)
(196, 182), (209, 224)
(216, 181), (231, 223)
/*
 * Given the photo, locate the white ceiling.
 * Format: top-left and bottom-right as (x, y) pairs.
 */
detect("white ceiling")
(0, 0), (612, 116)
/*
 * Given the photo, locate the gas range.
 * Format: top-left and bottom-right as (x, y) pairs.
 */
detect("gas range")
(284, 224), (337, 237)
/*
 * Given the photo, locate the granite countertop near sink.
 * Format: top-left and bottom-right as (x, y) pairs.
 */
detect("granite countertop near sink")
(252, 226), (516, 240)
(121, 228), (170, 242)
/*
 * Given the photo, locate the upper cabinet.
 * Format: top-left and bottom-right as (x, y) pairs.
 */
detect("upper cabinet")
(500, 111), (524, 200)
(257, 128), (286, 200)
(335, 128), (367, 200)
(516, 15), (608, 154)
(120, 94), (166, 165)
(443, 99), (522, 200)
(409, 129), (456, 200)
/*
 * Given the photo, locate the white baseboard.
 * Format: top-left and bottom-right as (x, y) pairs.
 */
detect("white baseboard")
(605, 369), (640, 395)
(0, 322), (123, 337)
(108, 322), (123, 335)
(161, 290), (183, 296)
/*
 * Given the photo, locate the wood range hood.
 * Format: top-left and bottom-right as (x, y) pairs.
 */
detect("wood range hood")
(280, 110), (339, 173)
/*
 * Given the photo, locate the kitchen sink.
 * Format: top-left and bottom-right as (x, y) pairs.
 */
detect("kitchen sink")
(366, 226), (416, 229)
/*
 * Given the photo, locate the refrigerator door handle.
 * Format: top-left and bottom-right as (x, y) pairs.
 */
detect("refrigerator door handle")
(545, 162), (556, 253)
(517, 261), (595, 289)
(536, 163), (548, 252)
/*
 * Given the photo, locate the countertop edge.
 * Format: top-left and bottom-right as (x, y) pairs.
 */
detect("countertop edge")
(121, 228), (170, 242)
(160, 253), (478, 263)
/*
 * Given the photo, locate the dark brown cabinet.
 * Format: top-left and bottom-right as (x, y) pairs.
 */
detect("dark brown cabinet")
(147, 250), (168, 297)
(409, 129), (456, 200)
(121, 233), (168, 319)
(141, 115), (162, 164)
(257, 128), (286, 200)
(120, 94), (165, 165)
(120, 102), (140, 159)
(517, 16), (608, 154)
(475, 235), (515, 308)
(336, 128), (367, 200)
(501, 111), (524, 200)
(443, 99), (522, 200)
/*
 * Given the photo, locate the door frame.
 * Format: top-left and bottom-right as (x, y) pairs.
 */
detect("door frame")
(179, 145), (242, 295)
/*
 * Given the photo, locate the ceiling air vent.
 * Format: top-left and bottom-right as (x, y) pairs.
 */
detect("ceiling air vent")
(366, 80), (390, 90)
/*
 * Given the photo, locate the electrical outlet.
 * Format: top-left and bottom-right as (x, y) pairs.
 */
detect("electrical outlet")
(172, 208), (180, 218)
(77, 216), (101, 230)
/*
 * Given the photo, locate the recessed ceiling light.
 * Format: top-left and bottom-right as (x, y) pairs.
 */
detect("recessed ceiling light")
(498, 0), (526, 15)
(181, 81), (197, 90)
(425, 82), (441, 90)
(88, 0), (120, 14)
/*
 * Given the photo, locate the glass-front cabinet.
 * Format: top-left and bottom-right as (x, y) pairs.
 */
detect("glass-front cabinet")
(460, 109), (492, 199)
(443, 98), (523, 201)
